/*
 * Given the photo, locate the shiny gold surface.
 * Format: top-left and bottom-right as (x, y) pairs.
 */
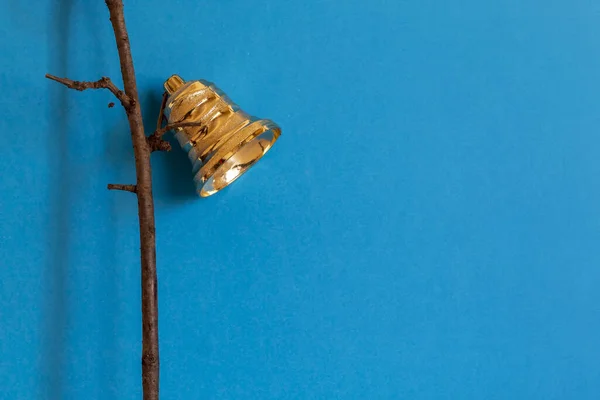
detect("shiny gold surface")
(163, 75), (281, 197)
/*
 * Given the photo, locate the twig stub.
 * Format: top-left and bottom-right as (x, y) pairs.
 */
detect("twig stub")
(107, 183), (137, 193)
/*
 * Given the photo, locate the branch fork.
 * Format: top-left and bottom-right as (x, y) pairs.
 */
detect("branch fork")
(45, 74), (132, 111)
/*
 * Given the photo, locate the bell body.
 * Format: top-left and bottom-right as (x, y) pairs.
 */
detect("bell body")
(163, 75), (281, 197)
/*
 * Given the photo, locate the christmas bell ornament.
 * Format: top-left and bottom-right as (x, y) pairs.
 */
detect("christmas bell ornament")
(163, 75), (281, 197)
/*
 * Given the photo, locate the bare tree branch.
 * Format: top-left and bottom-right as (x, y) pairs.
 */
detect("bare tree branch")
(107, 183), (137, 193)
(103, 1), (161, 398)
(45, 74), (132, 109)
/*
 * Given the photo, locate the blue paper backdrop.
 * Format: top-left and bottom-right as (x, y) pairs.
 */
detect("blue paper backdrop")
(1, 1), (600, 399)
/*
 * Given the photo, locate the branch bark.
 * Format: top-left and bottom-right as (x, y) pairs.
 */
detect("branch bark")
(104, 1), (160, 398)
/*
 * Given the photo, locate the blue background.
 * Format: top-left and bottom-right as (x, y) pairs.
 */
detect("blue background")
(1, 0), (600, 398)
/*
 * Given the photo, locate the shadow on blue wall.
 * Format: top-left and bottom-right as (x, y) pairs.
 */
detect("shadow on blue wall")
(43, 1), (120, 398)
(43, 1), (73, 398)
(141, 90), (198, 203)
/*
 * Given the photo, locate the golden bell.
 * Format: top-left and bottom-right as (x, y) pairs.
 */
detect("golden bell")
(163, 75), (281, 197)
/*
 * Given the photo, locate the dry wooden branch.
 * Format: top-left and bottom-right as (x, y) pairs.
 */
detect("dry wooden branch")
(47, 1), (161, 398)
(104, 1), (160, 398)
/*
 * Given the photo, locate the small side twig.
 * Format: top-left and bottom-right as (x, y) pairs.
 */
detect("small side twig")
(146, 92), (172, 152)
(147, 121), (205, 153)
(156, 92), (168, 131)
(107, 183), (137, 193)
(153, 121), (205, 138)
(45, 74), (132, 110)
